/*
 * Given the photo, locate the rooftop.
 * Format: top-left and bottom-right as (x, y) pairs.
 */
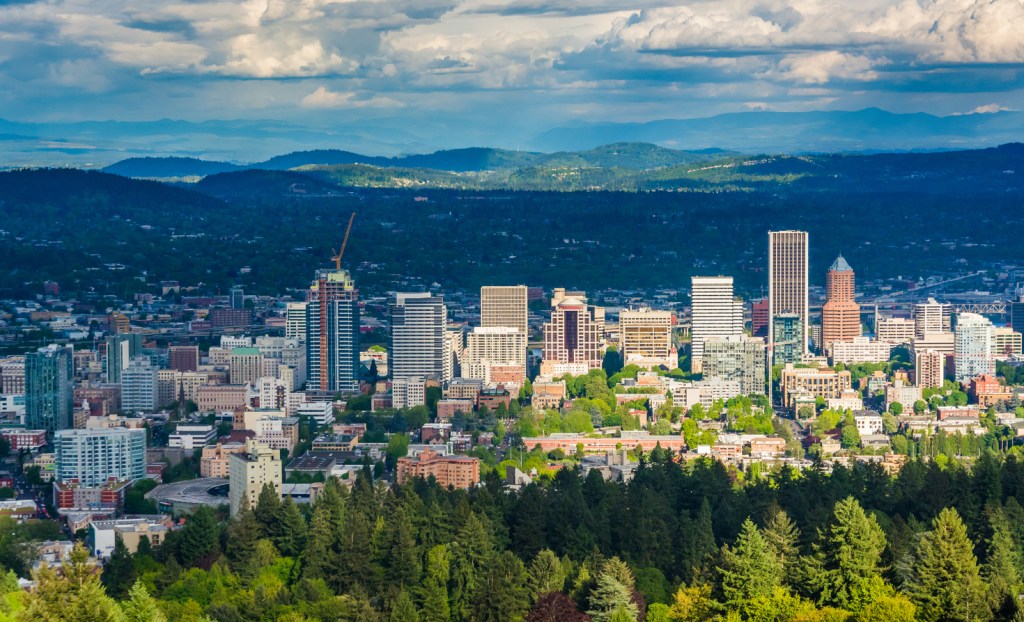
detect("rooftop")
(830, 255), (853, 272)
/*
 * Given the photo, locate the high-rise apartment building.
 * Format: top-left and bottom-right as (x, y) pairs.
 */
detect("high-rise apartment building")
(285, 302), (308, 342)
(821, 255), (861, 350)
(772, 314), (803, 366)
(464, 327), (528, 382)
(954, 312), (994, 382)
(306, 269), (360, 393)
(105, 333), (142, 384)
(229, 439), (281, 516)
(121, 357), (158, 413)
(26, 344), (74, 434)
(913, 298), (952, 339)
(543, 293), (603, 371)
(914, 349), (945, 388)
(54, 427), (146, 486)
(168, 345), (199, 372)
(768, 230), (809, 356)
(690, 277), (743, 373)
(619, 308), (676, 369)
(230, 286), (245, 310)
(701, 335), (767, 396)
(389, 293), (448, 381)
(229, 348), (264, 386)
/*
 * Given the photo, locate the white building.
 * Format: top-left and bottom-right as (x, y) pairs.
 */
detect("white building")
(121, 357), (157, 413)
(169, 424), (216, 450)
(885, 380), (923, 412)
(296, 402), (334, 427)
(393, 377), (426, 409)
(853, 411), (884, 435)
(389, 293), (449, 381)
(285, 302), (308, 342)
(464, 327), (527, 382)
(690, 276), (743, 373)
(875, 316), (915, 344)
(955, 313), (995, 382)
(830, 337), (892, 365)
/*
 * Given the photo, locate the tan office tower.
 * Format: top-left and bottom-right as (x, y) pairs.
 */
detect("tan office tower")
(821, 255), (861, 351)
(768, 231), (809, 356)
(480, 285), (528, 371)
(543, 294), (602, 370)
(619, 308), (676, 369)
(690, 277), (743, 373)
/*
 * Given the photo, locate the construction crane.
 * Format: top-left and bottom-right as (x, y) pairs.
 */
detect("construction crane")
(331, 212), (356, 269)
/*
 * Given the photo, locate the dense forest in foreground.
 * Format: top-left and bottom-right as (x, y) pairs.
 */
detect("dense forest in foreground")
(3, 453), (1024, 621)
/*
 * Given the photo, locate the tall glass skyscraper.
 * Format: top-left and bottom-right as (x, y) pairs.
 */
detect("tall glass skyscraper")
(25, 344), (74, 435)
(768, 230), (809, 357)
(306, 268), (360, 394)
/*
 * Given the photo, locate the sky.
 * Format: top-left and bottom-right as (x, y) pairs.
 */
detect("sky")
(1, 0), (1023, 153)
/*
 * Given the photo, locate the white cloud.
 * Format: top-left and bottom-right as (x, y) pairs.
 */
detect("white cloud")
(300, 86), (404, 108)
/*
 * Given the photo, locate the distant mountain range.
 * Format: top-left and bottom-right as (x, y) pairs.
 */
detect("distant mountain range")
(0, 108), (1021, 169)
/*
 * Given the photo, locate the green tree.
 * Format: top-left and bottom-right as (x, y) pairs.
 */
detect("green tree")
(908, 507), (987, 622)
(100, 534), (136, 599)
(982, 509), (1021, 619)
(122, 581), (167, 622)
(225, 495), (261, 574)
(450, 513), (495, 621)
(762, 507), (801, 583)
(385, 505), (421, 589)
(301, 500), (338, 581)
(913, 400), (928, 414)
(22, 542), (123, 622)
(528, 549), (565, 600)
(271, 497), (308, 557)
(390, 589), (419, 622)
(418, 545), (450, 622)
(889, 402), (903, 416)
(587, 565), (639, 622)
(474, 550), (530, 622)
(716, 518), (781, 608)
(176, 505), (219, 568)
(815, 496), (887, 611)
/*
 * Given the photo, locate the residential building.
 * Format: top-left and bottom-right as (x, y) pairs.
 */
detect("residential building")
(437, 399), (475, 419)
(772, 314), (803, 366)
(121, 357), (157, 413)
(464, 327), (528, 382)
(90, 517), (171, 559)
(104, 333), (142, 384)
(543, 293), (603, 372)
(393, 376), (427, 409)
(396, 449), (480, 489)
(531, 381), (566, 410)
(54, 427), (146, 486)
(914, 349), (945, 388)
(619, 307), (676, 369)
(389, 293), (448, 381)
(821, 255), (861, 350)
(853, 411), (884, 435)
(993, 327), (1023, 358)
(886, 381), (922, 411)
(200, 442), (245, 478)
(295, 402), (334, 427)
(768, 230), (809, 356)
(26, 344), (74, 434)
(970, 374), (1012, 407)
(168, 346), (199, 373)
(307, 269), (360, 393)
(0, 356), (25, 394)
(701, 335), (767, 396)
(690, 277), (743, 373)
(876, 316), (915, 344)
(830, 337), (892, 365)
(0, 429), (46, 452)
(285, 302), (308, 342)
(955, 313), (995, 382)
(229, 347), (263, 386)
(913, 298), (952, 338)
(779, 364), (852, 407)
(169, 425), (216, 450)
(229, 439), (281, 516)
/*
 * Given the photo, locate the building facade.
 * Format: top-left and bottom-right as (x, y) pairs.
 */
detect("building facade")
(543, 294), (603, 371)
(690, 277), (743, 374)
(26, 345), (74, 434)
(619, 308), (676, 369)
(104, 334), (143, 384)
(479, 285), (528, 367)
(122, 357), (158, 413)
(54, 428), (146, 486)
(771, 314), (803, 366)
(307, 269), (360, 393)
(389, 293), (448, 381)
(914, 348), (945, 388)
(821, 255), (861, 350)
(701, 335), (767, 396)
(229, 439), (281, 516)
(768, 230), (809, 356)
(954, 312), (994, 382)
(396, 449), (480, 489)
(464, 327), (527, 382)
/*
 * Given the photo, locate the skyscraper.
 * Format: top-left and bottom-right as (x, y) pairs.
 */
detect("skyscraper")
(230, 286), (245, 310)
(105, 333), (142, 384)
(480, 285), (528, 374)
(306, 269), (360, 394)
(619, 308), (676, 369)
(690, 277), (743, 373)
(772, 314), (803, 366)
(821, 255), (861, 351)
(543, 293), (603, 371)
(25, 344), (73, 435)
(122, 357), (158, 413)
(954, 312), (994, 382)
(285, 302), (308, 342)
(54, 427), (146, 487)
(913, 298), (952, 338)
(768, 230), (809, 357)
(389, 293), (448, 381)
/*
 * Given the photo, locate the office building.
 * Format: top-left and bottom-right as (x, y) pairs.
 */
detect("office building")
(768, 230), (809, 356)
(54, 427), (146, 486)
(0, 356), (25, 394)
(121, 357), (158, 413)
(306, 269), (360, 393)
(285, 302), (308, 342)
(690, 277), (743, 373)
(772, 314), (803, 366)
(543, 293), (603, 372)
(914, 348), (945, 388)
(389, 293), (448, 381)
(993, 327), (1022, 358)
(751, 298), (769, 339)
(779, 364), (852, 407)
(821, 255), (861, 350)
(230, 286), (245, 310)
(955, 313), (994, 382)
(445, 325), (465, 383)
(876, 316), (915, 344)
(229, 439), (281, 516)
(229, 348), (263, 386)
(480, 285), (528, 364)
(104, 333), (142, 384)
(619, 308), (676, 369)
(701, 335), (767, 396)
(1011, 294), (1024, 335)
(168, 345), (199, 372)
(91, 517), (170, 559)
(913, 298), (952, 338)
(830, 337), (891, 365)
(26, 345), (74, 434)
(464, 327), (528, 382)
(169, 425), (216, 450)
(392, 377), (427, 409)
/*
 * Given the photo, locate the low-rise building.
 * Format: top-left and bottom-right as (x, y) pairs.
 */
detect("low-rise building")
(854, 410), (884, 435)
(437, 399), (475, 419)
(90, 516), (172, 559)
(830, 337), (892, 365)
(885, 381), (922, 412)
(396, 449), (480, 489)
(295, 402), (334, 427)
(312, 434), (358, 452)
(200, 442), (245, 478)
(779, 364), (852, 408)
(749, 437), (787, 457)
(0, 429), (47, 452)
(229, 440), (281, 516)
(970, 374), (1012, 407)
(169, 425), (216, 450)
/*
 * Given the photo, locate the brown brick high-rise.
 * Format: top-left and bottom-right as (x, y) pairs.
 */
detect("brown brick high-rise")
(821, 255), (861, 351)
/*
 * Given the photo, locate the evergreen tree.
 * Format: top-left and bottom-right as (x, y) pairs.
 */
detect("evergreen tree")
(302, 500), (338, 581)
(681, 498), (717, 584)
(528, 549), (565, 601)
(586, 569), (639, 622)
(815, 496), (887, 610)
(473, 550), (530, 622)
(762, 506), (801, 583)
(449, 513), (495, 621)
(390, 589), (419, 622)
(22, 543), (123, 622)
(122, 581), (167, 622)
(511, 485), (548, 560)
(983, 508), (1021, 620)
(385, 505), (421, 589)
(176, 505), (220, 568)
(101, 534), (136, 599)
(271, 497), (308, 557)
(908, 507), (987, 622)
(135, 535), (153, 559)
(254, 482), (281, 529)
(418, 544), (450, 622)
(339, 509), (376, 592)
(716, 518), (781, 608)
(225, 496), (261, 574)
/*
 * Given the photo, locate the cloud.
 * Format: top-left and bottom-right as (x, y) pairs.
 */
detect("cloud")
(951, 103), (1015, 115)
(300, 86), (404, 108)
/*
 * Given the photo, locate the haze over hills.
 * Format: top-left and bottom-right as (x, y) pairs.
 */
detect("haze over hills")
(2, 108), (1022, 169)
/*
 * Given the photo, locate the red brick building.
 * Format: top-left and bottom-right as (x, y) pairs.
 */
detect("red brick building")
(396, 450), (480, 489)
